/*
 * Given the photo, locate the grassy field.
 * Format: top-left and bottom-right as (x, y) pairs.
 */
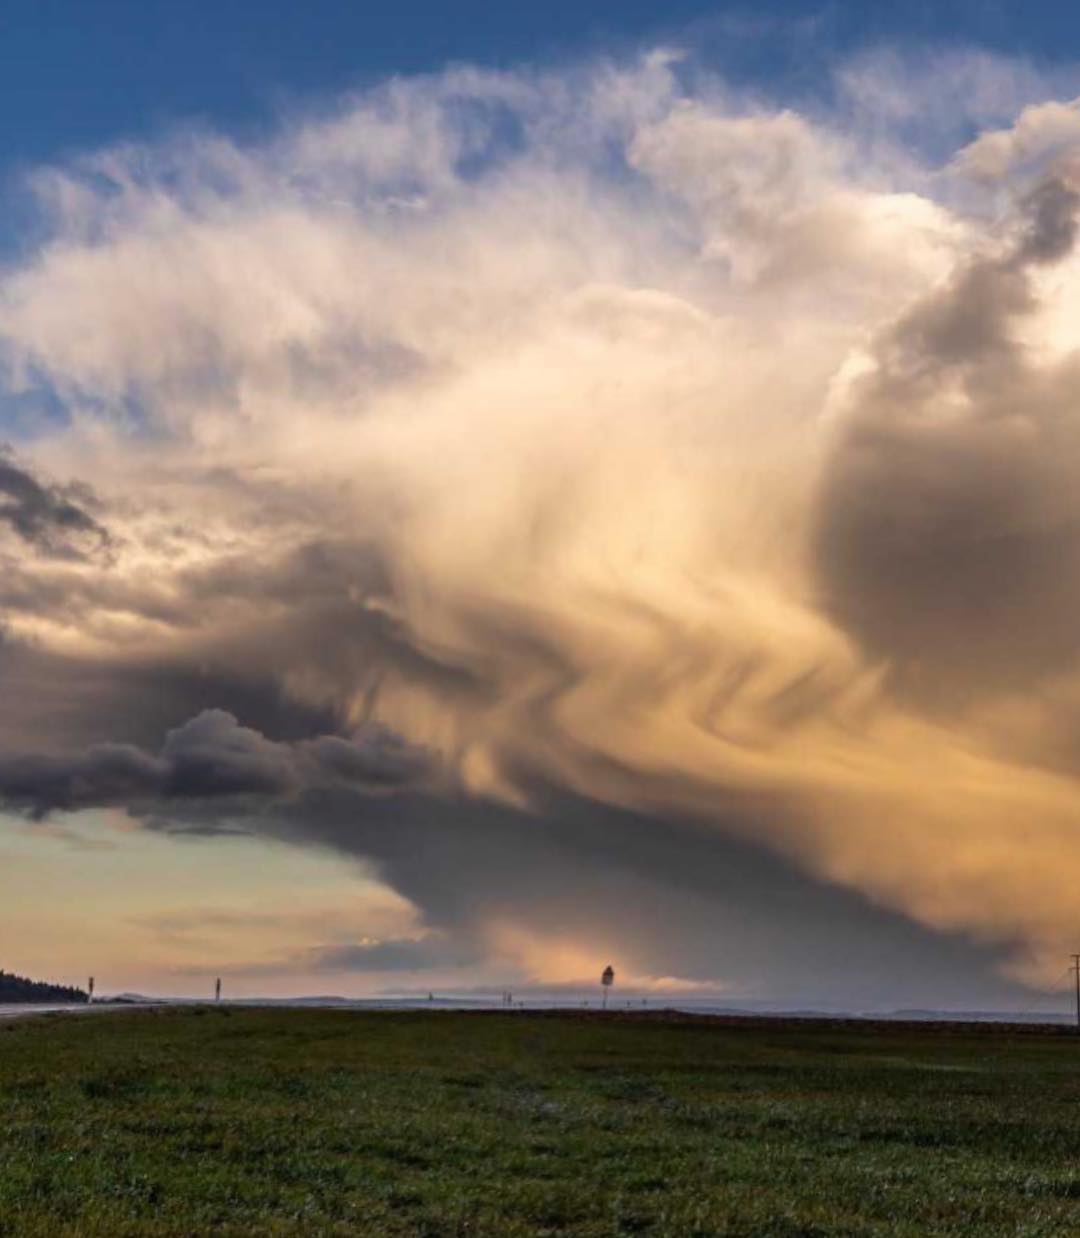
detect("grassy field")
(2, 1009), (1080, 1235)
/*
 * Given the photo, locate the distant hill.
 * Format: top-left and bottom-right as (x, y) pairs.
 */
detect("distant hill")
(0, 970), (87, 1003)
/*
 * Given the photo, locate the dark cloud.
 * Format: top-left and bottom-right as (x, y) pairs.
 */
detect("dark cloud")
(0, 638), (1035, 1005)
(0, 648), (1024, 1003)
(153, 778), (1022, 1007)
(305, 936), (482, 973)
(167, 934), (482, 981)
(816, 174), (1080, 701)
(0, 709), (429, 819)
(0, 636), (345, 755)
(0, 447), (110, 559)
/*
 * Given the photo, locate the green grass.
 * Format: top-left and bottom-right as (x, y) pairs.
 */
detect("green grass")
(2, 1008), (1080, 1235)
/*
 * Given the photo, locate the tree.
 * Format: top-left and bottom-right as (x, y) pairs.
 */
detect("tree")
(601, 965), (614, 1009)
(0, 970), (88, 1004)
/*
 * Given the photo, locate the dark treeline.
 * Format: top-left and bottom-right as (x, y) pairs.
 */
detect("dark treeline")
(0, 970), (87, 1003)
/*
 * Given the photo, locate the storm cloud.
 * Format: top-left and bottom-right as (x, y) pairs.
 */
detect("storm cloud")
(0, 710), (429, 819)
(5, 48), (1080, 996)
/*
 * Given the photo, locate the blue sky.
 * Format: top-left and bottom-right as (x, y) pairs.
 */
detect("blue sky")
(1, 0), (1076, 177)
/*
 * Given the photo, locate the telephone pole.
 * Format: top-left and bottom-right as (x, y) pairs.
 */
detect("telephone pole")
(1071, 955), (1080, 1029)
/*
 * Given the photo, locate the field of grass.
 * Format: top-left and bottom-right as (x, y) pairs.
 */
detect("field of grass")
(3, 1008), (1080, 1235)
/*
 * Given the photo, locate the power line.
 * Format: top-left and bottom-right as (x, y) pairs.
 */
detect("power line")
(1012, 965), (1073, 1025)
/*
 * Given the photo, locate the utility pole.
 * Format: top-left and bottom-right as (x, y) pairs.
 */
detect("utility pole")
(87, 977), (94, 1006)
(1072, 955), (1080, 1029)
(215, 977), (222, 1003)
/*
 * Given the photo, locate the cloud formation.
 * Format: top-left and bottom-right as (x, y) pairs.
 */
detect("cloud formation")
(817, 175), (1080, 698)
(5, 47), (1080, 995)
(0, 709), (428, 819)
(0, 447), (109, 558)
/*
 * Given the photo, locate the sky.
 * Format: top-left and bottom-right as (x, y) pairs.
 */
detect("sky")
(5, 3), (1080, 1009)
